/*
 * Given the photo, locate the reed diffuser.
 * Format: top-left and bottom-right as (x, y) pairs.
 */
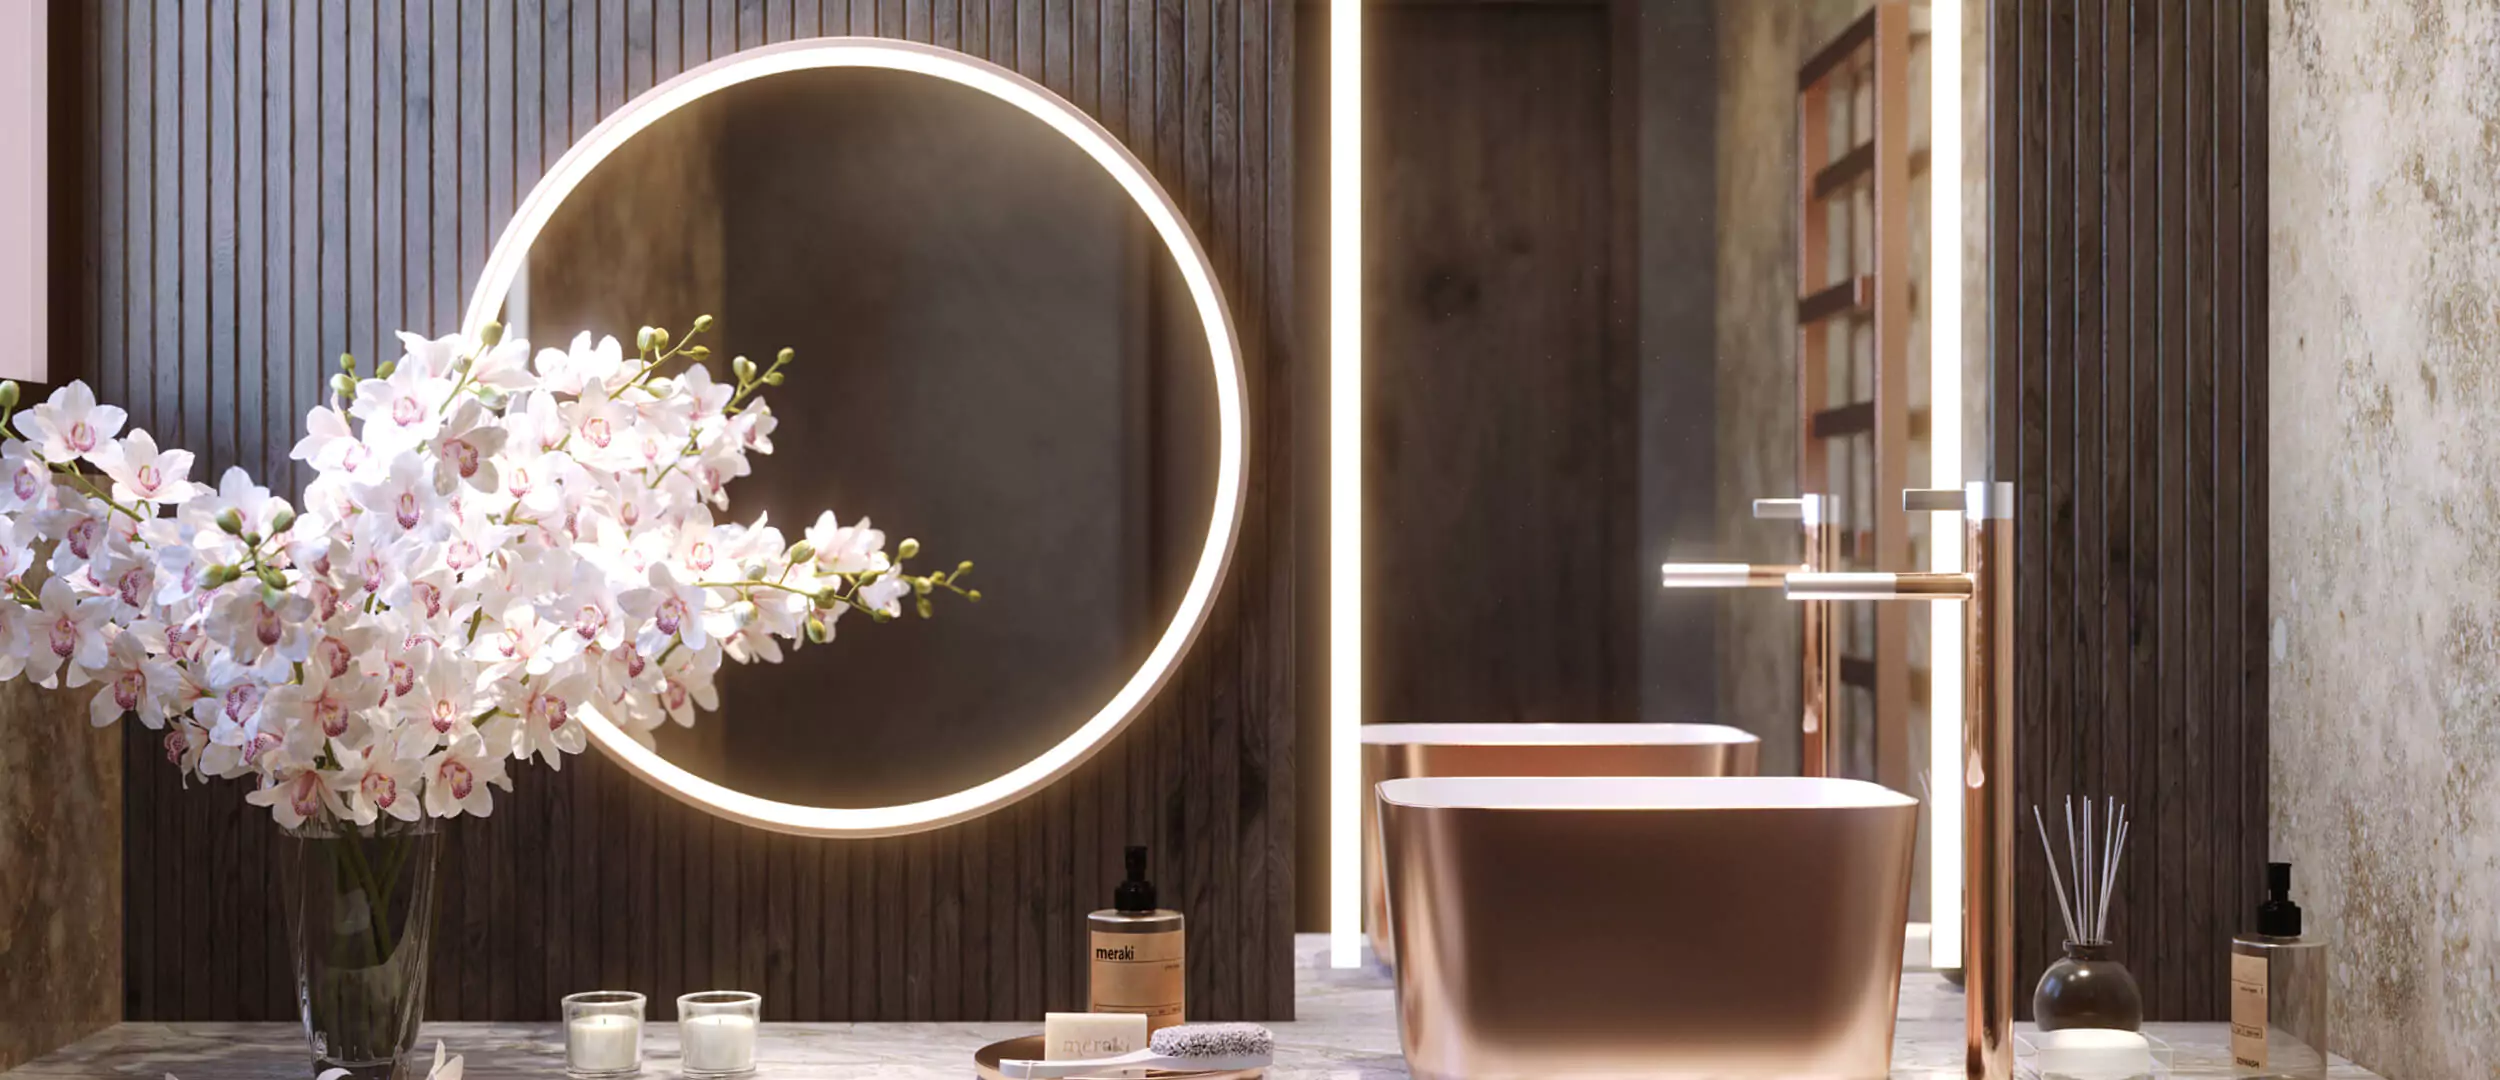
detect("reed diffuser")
(2030, 797), (2143, 1032)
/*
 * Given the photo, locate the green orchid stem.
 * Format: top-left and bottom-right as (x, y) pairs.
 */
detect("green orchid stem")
(336, 822), (399, 964)
(52, 464), (146, 523)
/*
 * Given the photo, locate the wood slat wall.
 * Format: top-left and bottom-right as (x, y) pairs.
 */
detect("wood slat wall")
(1989, 0), (2265, 1021)
(74, 0), (1295, 1022)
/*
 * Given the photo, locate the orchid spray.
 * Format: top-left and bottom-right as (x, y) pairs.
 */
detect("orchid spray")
(0, 316), (974, 829)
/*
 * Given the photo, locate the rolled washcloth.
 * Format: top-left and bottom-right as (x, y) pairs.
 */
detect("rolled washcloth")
(1000, 1022), (1275, 1079)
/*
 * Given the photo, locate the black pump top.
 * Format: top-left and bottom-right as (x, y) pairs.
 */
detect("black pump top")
(2257, 861), (2302, 937)
(1114, 845), (1158, 912)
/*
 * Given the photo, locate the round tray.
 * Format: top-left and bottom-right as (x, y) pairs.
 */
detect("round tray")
(972, 1035), (1267, 1080)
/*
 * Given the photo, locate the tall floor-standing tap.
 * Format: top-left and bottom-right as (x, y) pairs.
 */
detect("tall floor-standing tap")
(1657, 494), (1841, 777)
(1782, 482), (2014, 1080)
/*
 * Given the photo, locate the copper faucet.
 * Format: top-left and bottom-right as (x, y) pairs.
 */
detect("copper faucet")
(1659, 495), (1841, 777)
(1783, 482), (2014, 1080)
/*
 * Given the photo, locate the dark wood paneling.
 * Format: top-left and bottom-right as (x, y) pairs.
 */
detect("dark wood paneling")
(75, 0), (1295, 1022)
(1990, 0), (2265, 1022)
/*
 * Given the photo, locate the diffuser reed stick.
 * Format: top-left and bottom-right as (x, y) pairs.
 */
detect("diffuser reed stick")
(2030, 796), (2129, 944)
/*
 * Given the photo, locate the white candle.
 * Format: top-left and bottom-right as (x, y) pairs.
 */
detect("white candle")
(680, 1014), (758, 1075)
(566, 1013), (643, 1074)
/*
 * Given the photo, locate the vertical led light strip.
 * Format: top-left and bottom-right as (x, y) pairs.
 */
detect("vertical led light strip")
(1328, 0), (1365, 969)
(1927, 0), (1966, 973)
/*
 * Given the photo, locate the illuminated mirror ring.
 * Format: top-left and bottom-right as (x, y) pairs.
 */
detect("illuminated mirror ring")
(461, 38), (1248, 838)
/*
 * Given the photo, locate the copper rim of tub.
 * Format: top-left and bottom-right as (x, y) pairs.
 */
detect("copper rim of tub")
(1378, 776), (1919, 1080)
(1360, 723), (1762, 967)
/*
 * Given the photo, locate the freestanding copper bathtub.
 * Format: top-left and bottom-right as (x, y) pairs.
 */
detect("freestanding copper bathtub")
(1362, 723), (1759, 965)
(1378, 776), (1918, 1080)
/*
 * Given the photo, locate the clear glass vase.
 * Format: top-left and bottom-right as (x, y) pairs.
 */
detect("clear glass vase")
(279, 818), (445, 1080)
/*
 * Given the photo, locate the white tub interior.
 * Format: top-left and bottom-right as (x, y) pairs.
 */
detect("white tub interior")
(1360, 722), (1760, 747)
(1377, 775), (1916, 811)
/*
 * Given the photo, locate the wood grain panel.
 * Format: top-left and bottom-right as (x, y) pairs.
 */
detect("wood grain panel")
(1989, 0), (2266, 1022)
(67, 0), (1295, 1023)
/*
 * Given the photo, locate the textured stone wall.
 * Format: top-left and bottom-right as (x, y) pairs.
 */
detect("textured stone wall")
(0, 680), (121, 1070)
(2270, 2), (2500, 1077)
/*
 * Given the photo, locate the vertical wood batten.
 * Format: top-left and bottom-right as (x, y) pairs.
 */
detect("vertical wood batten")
(1992, 0), (2264, 1020)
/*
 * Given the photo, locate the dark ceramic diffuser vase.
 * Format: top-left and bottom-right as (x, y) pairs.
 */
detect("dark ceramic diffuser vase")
(2032, 940), (2144, 1032)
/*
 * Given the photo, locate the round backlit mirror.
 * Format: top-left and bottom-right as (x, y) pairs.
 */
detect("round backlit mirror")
(461, 39), (1243, 837)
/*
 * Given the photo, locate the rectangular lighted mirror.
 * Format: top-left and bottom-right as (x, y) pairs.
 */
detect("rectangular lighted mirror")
(0, 1), (46, 385)
(1326, 0), (1993, 971)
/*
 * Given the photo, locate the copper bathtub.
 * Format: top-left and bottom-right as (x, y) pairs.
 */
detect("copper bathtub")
(1379, 776), (1918, 1080)
(1362, 722), (1759, 965)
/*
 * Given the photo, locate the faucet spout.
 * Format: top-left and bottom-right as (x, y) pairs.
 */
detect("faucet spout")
(1781, 571), (1976, 601)
(1659, 562), (1804, 589)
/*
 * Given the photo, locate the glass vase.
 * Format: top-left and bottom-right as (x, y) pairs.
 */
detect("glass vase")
(2032, 940), (2145, 1033)
(279, 818), (445, 1080)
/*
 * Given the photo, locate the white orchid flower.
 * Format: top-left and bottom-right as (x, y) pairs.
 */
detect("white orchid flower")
(92, 428), (205, 506)
(16, 380), (126, 464)
(422, 731), (505, 818)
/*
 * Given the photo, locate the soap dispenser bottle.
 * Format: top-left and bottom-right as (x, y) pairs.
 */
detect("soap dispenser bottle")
(2230, 862), (2328, 1079)
(1088, 846), (1185, 1032)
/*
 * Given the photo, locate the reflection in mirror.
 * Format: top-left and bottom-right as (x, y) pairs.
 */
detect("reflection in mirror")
(517, 66), (1216, 807)
(1346, 0), (1986, 960)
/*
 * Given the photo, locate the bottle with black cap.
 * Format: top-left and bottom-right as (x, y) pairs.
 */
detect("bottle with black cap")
(2230, 861), (2328, 1078)
(1087, 846), (1185, 1033)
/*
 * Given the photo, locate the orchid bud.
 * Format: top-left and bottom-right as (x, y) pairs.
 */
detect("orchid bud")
(686, 345), (711, 360)
(776, 347), (795, 365)
(270, 508), (297, 534)
(330, 372), (357, 398)
(912, 577), (931, 596)
(375, 359), (397, 379)
(732, 356), (757, 384)
(805, 615), (831, 643)
(761, 371), (784, 386)
(636, 326), (658, 352)
(691, 314), (714, 333)
(241, 532), (262, 547)
(0, 381), (19, 408)
(651, 327), (671, 350)
(956, 560), (974, 574)
(339, 352), (357, 374)
(257, 567), (286, 591)
(787, 541), (815, 563)
(915, 597), (934, 619)
(966, 589), (982, 602)
(816, 588), (843, 609)
(259, 583), (285, 608)
(741, 561), (768, 581)
(476, 387), (508, 410)
(214, 508), (244, 535)
(897, 538), (920, 560)
(204, 564), (238, 588)
(480, 320), (505, 346)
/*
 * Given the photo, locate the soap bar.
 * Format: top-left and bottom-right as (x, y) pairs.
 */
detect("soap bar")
(1043, 1011), (1148, 1061)
(2035, 1028), (2155, 1080)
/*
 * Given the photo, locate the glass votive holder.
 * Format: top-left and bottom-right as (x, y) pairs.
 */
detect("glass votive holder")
(562, 991), (648, 1079)
(677, 991), (762, 1079)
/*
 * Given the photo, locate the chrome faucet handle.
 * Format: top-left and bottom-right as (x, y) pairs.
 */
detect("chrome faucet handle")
(1752, 497), (1806, 519)
(1903, 488), (1966, 513)
(1752, 494), (1832, 524)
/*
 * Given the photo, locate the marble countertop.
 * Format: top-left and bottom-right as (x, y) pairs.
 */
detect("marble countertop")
(8, 937), (2379, 1079)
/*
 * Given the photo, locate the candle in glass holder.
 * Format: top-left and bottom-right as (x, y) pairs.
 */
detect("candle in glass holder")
(677, 991), (761, 1078)
(562, 991), (647, 1078)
